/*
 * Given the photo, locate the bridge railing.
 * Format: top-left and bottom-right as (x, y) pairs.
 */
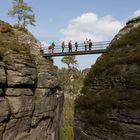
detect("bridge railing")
(42, 41), (110, 54)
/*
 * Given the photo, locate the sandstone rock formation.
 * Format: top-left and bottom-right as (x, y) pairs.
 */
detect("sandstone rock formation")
(74, 16), (140, 140)
(0, 21), (63, 140)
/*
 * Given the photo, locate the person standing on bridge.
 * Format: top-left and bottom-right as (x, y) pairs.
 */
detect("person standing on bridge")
(75, 41), (78, 51)
(51, 42), (55, 53)
(61, 41), (65, 52)
(84, 38), (88, 51)
(68, 40), (72, 52)
(48, 45), (52, 53)
(89, 39), (92, 51)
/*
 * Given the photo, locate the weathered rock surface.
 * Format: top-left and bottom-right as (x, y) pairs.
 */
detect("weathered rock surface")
(0, 21), (63, 140)
(74, 16), (140, 139)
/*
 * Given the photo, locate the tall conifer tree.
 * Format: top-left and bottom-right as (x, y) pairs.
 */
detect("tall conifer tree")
(9, 0), (35, 28)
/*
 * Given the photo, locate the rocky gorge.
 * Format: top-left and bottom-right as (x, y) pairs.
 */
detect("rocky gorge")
(1, 15), (140, 140)
(0, 21), (63, 140)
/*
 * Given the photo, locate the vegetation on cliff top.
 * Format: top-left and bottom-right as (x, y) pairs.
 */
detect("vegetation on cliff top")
(75, 25), (140, 134)
(0, 20), (30, 58)
(84, 26), (140, 90)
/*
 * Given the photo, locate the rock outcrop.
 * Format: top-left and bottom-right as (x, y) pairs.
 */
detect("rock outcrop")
(0, 21), (63, 140)
(74, 16), (140, 140)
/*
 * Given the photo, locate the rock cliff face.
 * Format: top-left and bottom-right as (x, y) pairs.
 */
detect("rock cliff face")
(74, 16), (140, 140)
(0, 21), (63, 140)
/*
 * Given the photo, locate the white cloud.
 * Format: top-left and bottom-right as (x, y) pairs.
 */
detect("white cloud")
(60, 12), (123, 43)
(132, 9), (140, 18)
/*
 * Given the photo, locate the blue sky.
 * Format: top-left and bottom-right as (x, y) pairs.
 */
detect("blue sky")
(0, 0), (140, 69)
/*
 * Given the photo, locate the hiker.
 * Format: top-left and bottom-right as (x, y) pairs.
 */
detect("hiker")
(61, 41), (65, 52)
(84, 38), (88, 51)
(75, 41), (78, 51)
(89, 39), (92, 50)
(51, 42), (55, 53)
(48, 45), (52, 53)
(68, 40), (72, 52)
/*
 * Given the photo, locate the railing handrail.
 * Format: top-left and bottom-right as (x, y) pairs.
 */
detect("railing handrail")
(43, 41), (110, 50)
(41, 41), (111, 57)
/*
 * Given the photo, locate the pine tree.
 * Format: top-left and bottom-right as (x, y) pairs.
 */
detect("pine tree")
(61, 56), (77, 69)
(8, 0), (35, 28)
(9, 0), (24, 26)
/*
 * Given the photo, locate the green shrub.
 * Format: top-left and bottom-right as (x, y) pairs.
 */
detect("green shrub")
(0, 21), (30, 57)
(127, 68), (140, 89)
(75, 88), (140, 134)
(0, 20), (13, 34)
(13, 25), (28, 33)
(60, 98), (74, 140)
(0, 41), (30, 57)
(83, 26), (140, 88)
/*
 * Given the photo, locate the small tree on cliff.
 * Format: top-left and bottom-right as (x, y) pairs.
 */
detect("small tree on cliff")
(61, 55), (78, 97)
(8, 0), (35, 28)
(61, 56), (77, 70)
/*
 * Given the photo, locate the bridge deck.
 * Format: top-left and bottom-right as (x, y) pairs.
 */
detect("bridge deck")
(42, 41), (110, 57)
(42, 49), (106, 57)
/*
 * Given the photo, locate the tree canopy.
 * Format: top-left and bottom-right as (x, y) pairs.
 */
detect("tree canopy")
(8, 0), (35, 28)
(61, 56), (77, 69)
